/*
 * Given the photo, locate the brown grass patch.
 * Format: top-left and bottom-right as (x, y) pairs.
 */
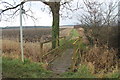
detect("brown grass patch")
(82, 45), (118, 73)
(2, 39), (52, 62)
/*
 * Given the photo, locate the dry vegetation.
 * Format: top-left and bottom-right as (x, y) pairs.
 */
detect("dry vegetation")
(2, 28), (52, 42)
(2, 28), (65, 42)
(2, 28), (65, 63)
(2, 27), (120, 76)
(79, 26), (120, 75)
(2, 39), (52, 62)
(82, 45), (118, 73)
(84, 26), (119, 49)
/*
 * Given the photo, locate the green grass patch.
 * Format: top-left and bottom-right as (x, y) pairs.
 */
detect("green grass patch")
(59, 29), (80, 48)
(60, 64), (120, 78)
(104, 71), (120, 78)
(2, 57), (52, 78)
(60, 65), (95, 78)
(70, 29), (80, 38)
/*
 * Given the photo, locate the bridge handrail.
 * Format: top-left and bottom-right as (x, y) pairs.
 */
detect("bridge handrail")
(39, 36), (66, 62)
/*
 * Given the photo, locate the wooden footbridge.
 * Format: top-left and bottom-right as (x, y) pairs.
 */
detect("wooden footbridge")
(39, 35), (86, 73)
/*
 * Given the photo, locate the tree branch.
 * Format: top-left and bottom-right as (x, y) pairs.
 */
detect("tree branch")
(0, 1), (25, 15)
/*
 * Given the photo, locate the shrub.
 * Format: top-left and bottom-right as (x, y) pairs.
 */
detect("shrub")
(82, 45), (118, 73)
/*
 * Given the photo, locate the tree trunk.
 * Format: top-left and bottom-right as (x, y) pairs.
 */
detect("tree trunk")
(50, 3), (60, 49)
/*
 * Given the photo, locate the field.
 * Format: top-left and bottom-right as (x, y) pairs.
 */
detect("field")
(2, 28), (66, 42)
(2, 28), (52, 42)
(1, 27), (120, 78)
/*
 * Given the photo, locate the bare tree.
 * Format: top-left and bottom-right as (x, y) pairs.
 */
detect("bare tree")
(76, 0), (119, 27)
(102, 1), (118, 26)
(77, 0), (103, 27)
(0, 0), (79, 49)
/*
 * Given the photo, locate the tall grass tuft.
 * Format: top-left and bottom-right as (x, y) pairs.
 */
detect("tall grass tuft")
(2, 39), (51, 62)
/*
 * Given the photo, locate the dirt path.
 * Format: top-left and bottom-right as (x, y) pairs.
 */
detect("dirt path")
(49, 49), (73, 74)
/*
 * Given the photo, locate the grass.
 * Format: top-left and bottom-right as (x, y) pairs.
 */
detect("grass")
(105, 72), (120, 78)
(59, 29), (83, 48)
(2, 57), (52, 78)
(60, 65), (95, 78)
(60, 64), (120, 78)
(70, 29), (80, 38)
(3, 57), (120, 78)
(2, 39), (51, 62)
(2, 27), (120, 78)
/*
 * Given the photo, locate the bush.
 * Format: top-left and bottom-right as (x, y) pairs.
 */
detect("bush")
(82, 45), (118, 73)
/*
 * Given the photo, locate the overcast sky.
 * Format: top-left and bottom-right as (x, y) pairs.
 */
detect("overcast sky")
(0, 0), (119, 27)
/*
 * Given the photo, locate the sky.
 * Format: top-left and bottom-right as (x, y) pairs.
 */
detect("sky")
(0, 0), (119, 27)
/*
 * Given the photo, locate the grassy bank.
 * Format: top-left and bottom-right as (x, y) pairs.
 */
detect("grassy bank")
(60, 64), (119, 78)
(2, 57), (52, 78)
(2, 57), (120, 78)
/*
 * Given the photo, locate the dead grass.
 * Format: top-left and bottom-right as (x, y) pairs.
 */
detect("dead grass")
(2, 28), (65, 42)
(2, 27), (120, 75)
(2, 39), (52, 62)
(81, 44), (118, 74)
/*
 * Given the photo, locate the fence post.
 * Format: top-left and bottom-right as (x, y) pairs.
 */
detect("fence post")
(40, 42), (43, 62)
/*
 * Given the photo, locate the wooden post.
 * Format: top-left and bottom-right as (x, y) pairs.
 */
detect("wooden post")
(40, 42), (43, 62)
(71, 48), (79, 71)
(39, 37), (65, 62)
